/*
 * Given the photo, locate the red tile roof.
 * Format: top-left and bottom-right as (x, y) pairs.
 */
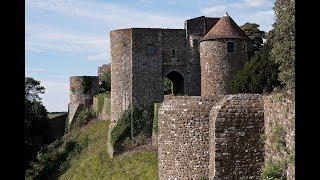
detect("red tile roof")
(201, 14), (249, 41)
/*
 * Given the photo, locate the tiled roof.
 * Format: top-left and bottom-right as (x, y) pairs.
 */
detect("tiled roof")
(201, 13), (249, 41)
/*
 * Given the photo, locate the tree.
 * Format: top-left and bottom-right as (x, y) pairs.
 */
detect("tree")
(101, 71), (111, 92)
(241, 22), (266, 51)
(25, 77), (45, 101)
(231, 43), (282, 94)
(25, 77), (50, 169)
(271, 0), (295, 89)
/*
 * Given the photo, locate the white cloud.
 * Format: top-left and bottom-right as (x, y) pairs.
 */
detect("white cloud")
(201, 0), (275, 31)
(26, 24), (107, 53)
(26, 0), (184, 29)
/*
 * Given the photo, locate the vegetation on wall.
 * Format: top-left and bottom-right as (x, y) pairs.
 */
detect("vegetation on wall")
(82, 76), (92, 94)
(94, 92), (111, 114)
(262, 158), (287, 180)
(271, 0), (295, 89)
(69, 107), (94, 130)
(152, 103), (161, 133)
(110, 106), (150, 153)
(101, 68), (111, 92)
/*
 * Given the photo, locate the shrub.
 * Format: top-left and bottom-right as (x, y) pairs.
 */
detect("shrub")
(262, 158), (287, 180)
(25, 138), (87, 179)
(231, 44), (282, 94)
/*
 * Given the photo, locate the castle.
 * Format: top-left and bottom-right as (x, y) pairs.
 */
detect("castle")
(67, 13), (295, 179)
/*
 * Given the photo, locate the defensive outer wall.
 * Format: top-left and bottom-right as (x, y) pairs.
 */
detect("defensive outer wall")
(158, 94), (264, 179)
(157, 92), (295, 179)
(68, 76), (99, 126)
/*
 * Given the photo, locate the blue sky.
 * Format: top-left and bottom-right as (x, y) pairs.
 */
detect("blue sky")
(26, 0), (276, 112)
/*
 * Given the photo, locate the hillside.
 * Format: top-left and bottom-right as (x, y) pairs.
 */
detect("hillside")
(26, 119), (158, 179)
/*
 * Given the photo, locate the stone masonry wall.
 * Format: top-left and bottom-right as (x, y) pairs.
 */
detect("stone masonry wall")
(263, 91), (295, 180)
(209, 94), (264, 179)
(68, 76), (99, 125)
(92, 96), (111, 120)
(158, 96), (223, 179)
(110, 29), (133, 123)
(200, 39), (251, 97)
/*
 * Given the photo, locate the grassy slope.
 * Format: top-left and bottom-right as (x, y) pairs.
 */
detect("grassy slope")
(60, 120), (158, 180)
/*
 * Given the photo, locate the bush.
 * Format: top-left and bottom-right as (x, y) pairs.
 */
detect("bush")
(262, 158), (287, 180)
(231, 44), (282, 94)
(25, 138), (87, 179)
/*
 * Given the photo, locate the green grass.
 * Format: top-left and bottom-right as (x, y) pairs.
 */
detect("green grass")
(61, 120), (158, 179)
(30, 118), (158, 179)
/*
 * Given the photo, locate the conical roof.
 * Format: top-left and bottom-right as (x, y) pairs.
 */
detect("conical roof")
(201, 13), (249, 41)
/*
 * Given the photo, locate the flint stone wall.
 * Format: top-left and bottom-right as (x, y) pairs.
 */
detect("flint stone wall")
(68, 76), (99, 125)
(209, 94), (264, 179)
(263, 91), (295, 180)
(158, 96), (223, 179)
(200, 39), (251, 97)
(93, 96), (111, 120)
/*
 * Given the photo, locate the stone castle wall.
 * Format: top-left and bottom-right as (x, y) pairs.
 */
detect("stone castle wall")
(263, 91), (295, 180)
(92, 96), (111, 120)
(158, 96), (223, 179)
(200, 39), (251, 97)
(68, 76), (99, 125)
(110, 29), (133, 123)
(209, 94), (264, 179)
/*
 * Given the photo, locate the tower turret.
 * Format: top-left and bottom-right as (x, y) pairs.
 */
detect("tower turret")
(199, 13), (252, 97)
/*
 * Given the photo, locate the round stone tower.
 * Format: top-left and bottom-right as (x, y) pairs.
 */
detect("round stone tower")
(199, 13), (252, 97)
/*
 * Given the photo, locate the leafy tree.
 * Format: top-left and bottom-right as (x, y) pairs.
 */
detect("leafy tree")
(25, 77), (50, 169)
(25, 77), (45, 101)
(101, 71), (111, 92)
(271, 0), (295, 89)
(231, 43), (282, 94)
(241, 22), (266, 51)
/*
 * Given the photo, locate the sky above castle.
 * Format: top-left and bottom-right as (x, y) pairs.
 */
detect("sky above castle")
(26, 0), (276, 112)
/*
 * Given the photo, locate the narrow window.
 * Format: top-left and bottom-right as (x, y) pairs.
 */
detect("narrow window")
(243, 43), (247, 53)
(171, 49), (176, 56)
(147, 45), (155, 55)
(227, 41), (235, 53)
